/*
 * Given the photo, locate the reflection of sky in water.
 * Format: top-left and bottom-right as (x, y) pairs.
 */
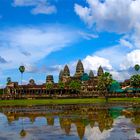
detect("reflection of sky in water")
(0, 113), (78, 140)
(0, 108), (140, 140)
(85, 116), (140, 140)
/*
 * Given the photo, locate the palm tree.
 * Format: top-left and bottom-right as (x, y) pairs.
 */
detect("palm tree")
(130, 64), (140, 95)
(134, 64), (140, 72)
(19, 65), (25, 85)
(97, 72), (113, 101)
(130, 74), (140, 88)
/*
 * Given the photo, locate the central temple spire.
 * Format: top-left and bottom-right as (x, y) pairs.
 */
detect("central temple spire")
(75, 60), (84, 77)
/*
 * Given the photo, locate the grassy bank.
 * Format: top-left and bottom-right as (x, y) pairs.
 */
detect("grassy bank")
(0, 98), (140, 106)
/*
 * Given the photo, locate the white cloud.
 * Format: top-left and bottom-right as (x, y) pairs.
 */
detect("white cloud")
(31, 4), (56, 15)
(0, 25), (79, 70)
(81, 55), (131, 81)
(78, 31), (98, 40)
(119, 39), (133, 49)
(83, 55), (113, 71)
(120, 49), (140, 70)
(85, 117), (140, 140)
(75, 0), (140, 33)
(12, 0), (56, 15)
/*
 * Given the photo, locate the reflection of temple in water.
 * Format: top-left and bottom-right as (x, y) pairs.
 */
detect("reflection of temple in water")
(1, 104), (140, 139)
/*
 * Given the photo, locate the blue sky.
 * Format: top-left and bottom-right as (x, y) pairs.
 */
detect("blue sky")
(0, 0), (140, 86)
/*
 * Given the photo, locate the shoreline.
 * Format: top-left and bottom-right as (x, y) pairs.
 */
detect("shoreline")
(0, 98), (140, 106)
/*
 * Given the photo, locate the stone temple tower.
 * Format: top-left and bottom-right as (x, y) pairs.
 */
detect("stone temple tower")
(61, 65), (70, 83)
(63, 65), (70, 77)
(97, 66), (104, 76)
(46, 75), (54, 84)
(75, 60), (84, 77)
(89, 70), (94, 78)
(59, 70), (63, 82)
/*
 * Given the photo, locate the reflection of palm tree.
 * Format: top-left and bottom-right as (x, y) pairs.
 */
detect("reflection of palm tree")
(20, 129), (27, 137)
(20, 117), (27, 137)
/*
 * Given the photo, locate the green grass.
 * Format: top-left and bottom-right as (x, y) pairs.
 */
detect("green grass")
(0, 98), (140, 106)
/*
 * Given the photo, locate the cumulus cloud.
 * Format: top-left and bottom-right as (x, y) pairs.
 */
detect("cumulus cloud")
(12, 0), (56, 15)
(119, 39), (133, 49)
(81, 55), (131, 81)
(85, 117), (140, 140)
(75, 0), (140, 33)
(74, 0), (140, 81)
(0, 25), (79, 70)
(83, 55), (113, 71)
(120, 49), (140, 70)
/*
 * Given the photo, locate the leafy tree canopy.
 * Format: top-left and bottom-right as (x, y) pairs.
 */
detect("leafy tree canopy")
(108, 80), (121, 93)
(46, 83), (53, 90)
(19, 65), (25, 73)
(69, 80), (81, 90)
(130, 74), (140, 88)
(58, 81), (65, 89)
(97, 72), (113, 91)
(134, 64), (140, 72)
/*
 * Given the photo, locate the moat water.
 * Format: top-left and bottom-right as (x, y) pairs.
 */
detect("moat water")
(0, 103), (140, 140)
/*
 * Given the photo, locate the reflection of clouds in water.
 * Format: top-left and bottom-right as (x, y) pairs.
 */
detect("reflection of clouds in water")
(85, 125), (111, 140)
(85, 116), (140, 140)
(0, 117), (78, 140)
(0, 111), (140, 140)
(0, 113), (7, 123)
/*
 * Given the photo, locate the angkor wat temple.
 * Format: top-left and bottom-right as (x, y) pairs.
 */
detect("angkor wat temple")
(59, 59), (103, 83)
(4, 59), (107, 98)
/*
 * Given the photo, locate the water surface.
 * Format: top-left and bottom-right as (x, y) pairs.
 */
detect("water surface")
(0, 102), (140, 140)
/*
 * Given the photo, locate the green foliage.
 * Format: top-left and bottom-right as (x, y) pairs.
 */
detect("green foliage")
(0, 89), (3, 94)
(108, 80), (121, 93)
(1, 98), (140, 106)
(69, 80), (81, 90)
(58, 82), (65, 89)
(134, 64), (140, 72)
(130, 74), (140, 88)
(97, 72), (113, 91)
(19, 66), (25, 73)
(46, 83), (53, 90)
(81, 73), (89, 81)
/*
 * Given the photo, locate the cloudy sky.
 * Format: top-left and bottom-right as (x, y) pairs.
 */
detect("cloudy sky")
(0, 0), (140, 86)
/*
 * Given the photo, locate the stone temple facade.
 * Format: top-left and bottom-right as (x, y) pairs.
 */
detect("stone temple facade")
(5, 59), (104, 96)
(59, 59), (104, 83)
(59, 59), (104, 93)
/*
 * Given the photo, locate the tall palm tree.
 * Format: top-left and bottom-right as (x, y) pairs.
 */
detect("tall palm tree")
(97, 72), (113, 101)
(134, 64), (140, 72)
(19, 65), (25, 85)
(19, 66), (25, 132)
